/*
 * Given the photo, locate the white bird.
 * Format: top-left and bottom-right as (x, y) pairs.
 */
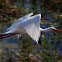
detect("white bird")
(0, 13), (41, 44)
(0, 13), (62, 44)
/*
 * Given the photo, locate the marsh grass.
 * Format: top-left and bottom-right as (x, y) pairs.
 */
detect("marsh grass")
(0, 0), (62, 62)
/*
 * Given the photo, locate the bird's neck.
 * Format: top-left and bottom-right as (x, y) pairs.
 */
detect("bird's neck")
(40, 28), (51, 33)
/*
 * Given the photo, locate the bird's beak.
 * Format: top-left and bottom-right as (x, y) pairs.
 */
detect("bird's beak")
(53, 29), (62, 32)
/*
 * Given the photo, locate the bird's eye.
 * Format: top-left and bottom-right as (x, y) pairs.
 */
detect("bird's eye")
(52, 29), (55, 32)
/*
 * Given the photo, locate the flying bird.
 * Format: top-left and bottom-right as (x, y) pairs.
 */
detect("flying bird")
(0, 13), (62, 44)
(0, 13), (41, 44)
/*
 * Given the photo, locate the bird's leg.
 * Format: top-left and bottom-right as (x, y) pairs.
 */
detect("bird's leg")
(18, 35), (23, 50)
(0, 33), (16, 39)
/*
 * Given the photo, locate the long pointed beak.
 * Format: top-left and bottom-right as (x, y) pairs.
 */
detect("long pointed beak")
(0, 33), (16, 39)
(53, 29), (62, 32)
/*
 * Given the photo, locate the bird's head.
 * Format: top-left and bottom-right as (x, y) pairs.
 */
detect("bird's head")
(49, 27), (62, 32)
(41, 27), (62, 33)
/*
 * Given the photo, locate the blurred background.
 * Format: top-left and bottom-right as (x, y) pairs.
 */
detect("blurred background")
(0, 0), (62, 62)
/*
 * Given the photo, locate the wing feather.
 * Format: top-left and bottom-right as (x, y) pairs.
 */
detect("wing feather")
(22, 14), (41, 43)
(7, 13), (33, 30)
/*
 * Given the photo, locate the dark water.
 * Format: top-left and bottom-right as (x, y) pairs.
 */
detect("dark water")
(0, 22), (62, 53)
(0, 1), (62, 62)
(0, 0), (62, 54)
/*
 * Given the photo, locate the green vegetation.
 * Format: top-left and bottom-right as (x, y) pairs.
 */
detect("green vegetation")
(0, 0), (62, 62)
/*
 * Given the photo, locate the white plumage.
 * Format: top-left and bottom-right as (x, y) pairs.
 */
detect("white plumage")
(1, 13), (62, 45)
(7, 13), (33, 30)
(4, 13), (41, 43)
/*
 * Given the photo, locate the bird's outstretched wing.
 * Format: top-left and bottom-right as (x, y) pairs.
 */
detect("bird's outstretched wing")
(21, 14), (41, 43)
(7, 13), (33, 30)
